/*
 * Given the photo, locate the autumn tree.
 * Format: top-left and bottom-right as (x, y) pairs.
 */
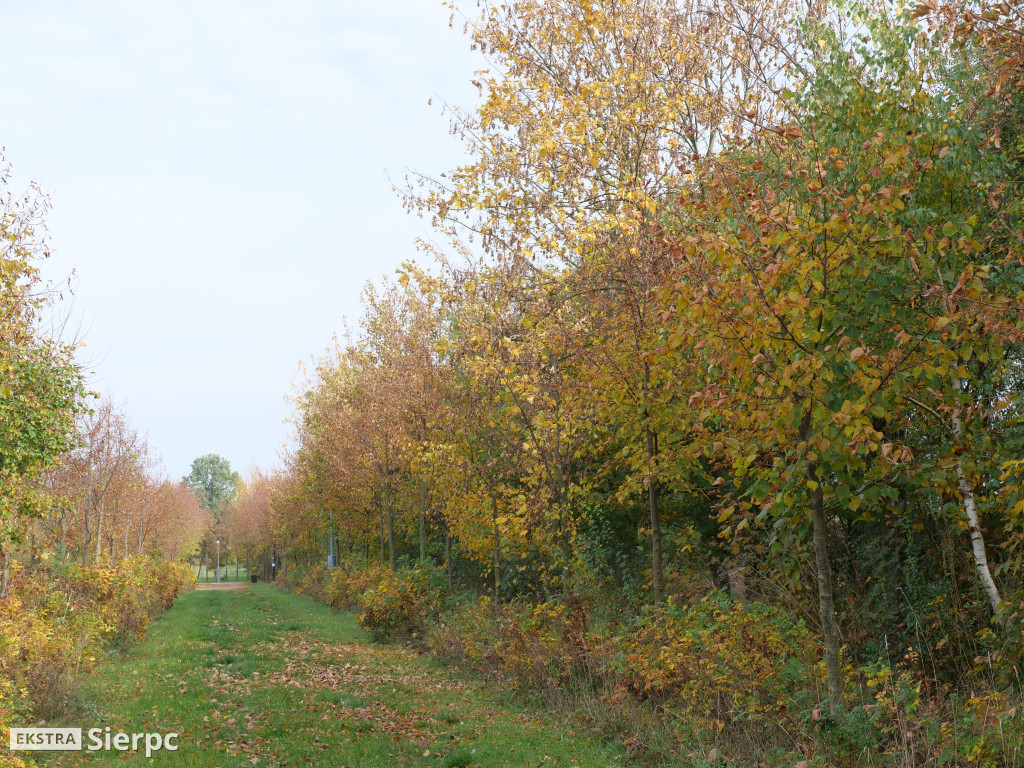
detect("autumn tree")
(409, 0), (823, 603)
(142, 480), (209, 561)
(0, 159), (87, 596)
(58, 400), (143, 566)
(255, 1), (1024, 759)
(45, 399), (209, 567)
(660, 5), (1024, 709)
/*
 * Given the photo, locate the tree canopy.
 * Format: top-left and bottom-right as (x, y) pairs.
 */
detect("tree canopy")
(184, 453), (241, 517)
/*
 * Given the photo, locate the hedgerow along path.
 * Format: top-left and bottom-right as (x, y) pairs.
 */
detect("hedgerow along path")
(52, 584), (626, 767)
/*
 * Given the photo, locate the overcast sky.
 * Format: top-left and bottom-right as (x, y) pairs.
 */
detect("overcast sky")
(0, 1), (478, 480)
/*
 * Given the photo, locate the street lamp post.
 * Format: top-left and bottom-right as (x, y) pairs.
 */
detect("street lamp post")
(216, 539), (221, 584)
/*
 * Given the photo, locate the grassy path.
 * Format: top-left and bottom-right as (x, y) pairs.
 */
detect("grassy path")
(53, 585), (625, 768)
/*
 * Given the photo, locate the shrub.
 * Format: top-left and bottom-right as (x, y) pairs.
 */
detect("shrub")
(0, 556), (194, 750)
(496, 596), (599, 698)
(356, 564), (446, 640)
(616, 591), (817, 742)
(323, 563), (391, 611)
(831, 656), (1024, 767)
(427, 596), (503, 673)
(309, 561), (1024, 765)
(277, 563), (328, 600)
(0, 673), (34, 767)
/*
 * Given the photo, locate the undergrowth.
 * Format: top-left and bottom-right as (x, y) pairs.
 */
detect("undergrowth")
(280, 562), (1023, 767)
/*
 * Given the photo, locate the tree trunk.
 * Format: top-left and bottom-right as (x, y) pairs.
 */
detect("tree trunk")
(947, 409), (1004, 617)
(911, 394), (1006, 621)
(957, 456), (1003, 615)
(95, 507), (104, 566)
(491, 495), (501, 618)
(0, 550), (10, 600)
(645, 426), (663, 606)
(385, 483), (396, 571)
(802, 410), (844, 714)
(377, 492), (386, 565)
(445, 526), (454, 596)
(810, 475), (843, 713)
(419, 482), (427, 563)
(55, 511), (67, 561)
(82, 507), (91, 567)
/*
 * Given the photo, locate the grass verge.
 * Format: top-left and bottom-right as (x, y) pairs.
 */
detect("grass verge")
(40, 584), (625, 768)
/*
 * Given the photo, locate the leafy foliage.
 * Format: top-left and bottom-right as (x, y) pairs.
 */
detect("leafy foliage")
(252, 0), (1024, 763)
(0, 558), (194, 749)
(0, 159), (87, 584)
(184, 453), (242, 514)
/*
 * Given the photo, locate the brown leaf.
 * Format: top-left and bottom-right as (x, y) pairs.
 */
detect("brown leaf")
(772, 125), (804, 139)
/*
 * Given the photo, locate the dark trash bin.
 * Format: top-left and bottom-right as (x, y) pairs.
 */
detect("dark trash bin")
(250, 574), (258, 583)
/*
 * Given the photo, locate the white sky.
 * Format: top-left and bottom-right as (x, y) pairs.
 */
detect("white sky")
(0, 1), (478, 480)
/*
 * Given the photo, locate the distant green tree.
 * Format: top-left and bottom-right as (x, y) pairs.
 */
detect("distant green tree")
(184, 454), (241, 520)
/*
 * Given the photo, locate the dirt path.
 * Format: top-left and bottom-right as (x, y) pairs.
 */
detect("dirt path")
(195, 582), (250, 590)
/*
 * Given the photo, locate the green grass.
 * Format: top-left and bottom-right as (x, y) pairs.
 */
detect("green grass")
(45, 585), (625, 767)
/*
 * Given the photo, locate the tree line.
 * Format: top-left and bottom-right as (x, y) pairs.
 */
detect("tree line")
(0, 155), (221, 593)
(234, 0), (1024, 739)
